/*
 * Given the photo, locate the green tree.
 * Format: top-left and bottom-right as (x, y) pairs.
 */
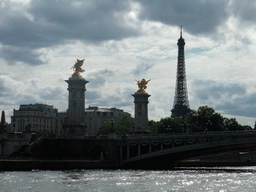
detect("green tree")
(223, 117), (245, 131)
(158, 117), (183, 133)
(148, 120), (159, 133)
(147, 105), (247, 133)
(190, 105), (224, 131)
(114, 116), (134, 134)
(98, 122), (112, 135)
(187, 109), (204, 132)
(98, 116), (133, 135)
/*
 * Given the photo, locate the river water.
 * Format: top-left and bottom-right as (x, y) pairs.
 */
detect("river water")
(1, 167), (256, 191)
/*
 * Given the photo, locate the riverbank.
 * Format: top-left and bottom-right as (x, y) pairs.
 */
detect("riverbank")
(176, 160), (256, 168)
(0, 159), (120, 171)
(2, 158), (256, 171)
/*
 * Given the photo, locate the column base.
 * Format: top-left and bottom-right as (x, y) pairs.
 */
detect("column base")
(63, 124), (86, 139)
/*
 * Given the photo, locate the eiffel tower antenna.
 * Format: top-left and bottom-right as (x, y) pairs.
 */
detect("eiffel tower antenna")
(180, 25), (182, 37)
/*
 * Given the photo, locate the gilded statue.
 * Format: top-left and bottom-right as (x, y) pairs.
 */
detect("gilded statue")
(136, 79), (151, 92)
(71, 59), (85, 77)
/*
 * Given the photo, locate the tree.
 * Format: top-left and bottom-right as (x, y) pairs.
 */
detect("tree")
(158, 117), (183, 133)
(188, 106), (224, 131)
(98, 122), (112, 135)
(187, 109), (204, 132)
(147, 105), (248, 133)
(223, 118), (245, 131)
(98, 116), (133, 135)
(148, 120), (159, 133)
(114, 116), (134, 135)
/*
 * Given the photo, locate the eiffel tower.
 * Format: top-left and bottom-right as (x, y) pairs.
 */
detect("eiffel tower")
(171, 26), (190, 118)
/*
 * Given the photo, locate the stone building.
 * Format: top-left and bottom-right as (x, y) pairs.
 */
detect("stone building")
(11, 104), (131, 136)
(11, 104), (63, 135)
(85, 106), (131, 136)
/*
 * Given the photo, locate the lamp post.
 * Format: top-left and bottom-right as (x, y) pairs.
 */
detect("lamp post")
(205, 119), (211, 132)
(102, 120), (106, 135)
(183, 121), (187, 133)
(165, 125), (171, 133)
(110, 118), (114, 133)
(131, 123), (135, 133)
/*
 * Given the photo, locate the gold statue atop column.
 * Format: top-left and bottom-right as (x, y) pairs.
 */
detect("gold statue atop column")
(71, 59), (85, 77)
(136, 79), (151, 92)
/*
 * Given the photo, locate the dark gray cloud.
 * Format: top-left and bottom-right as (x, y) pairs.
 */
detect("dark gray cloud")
(15, 94), (38, 105)
(194, 83), (246, 101)
(28, 0), (138, 43)
(191, 79), (256, 118)
(215, 92), (256, 118)
(87, 69), (114, 88)
(138, 0), (229, 35)
(230, 0), (256, 22)
(104, 87), (134, 108)
(0, 46), (45, 65)
(0, 78), (12, 97)
(95, 96), (133, 109)
(0, 101), (13, 106)
(1, 0), (254, 66)
(132, 62), (155, 76)
(0, 0), (139, 65)
(85, 69), (131, 107)
(85, 87), (134, 110)
(85, 91), (101, 101)
(39, 87), (63, 100)
(216, 102), (256, 118)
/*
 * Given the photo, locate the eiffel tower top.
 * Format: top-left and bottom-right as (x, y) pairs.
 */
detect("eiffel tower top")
(177, 25), (185, 46)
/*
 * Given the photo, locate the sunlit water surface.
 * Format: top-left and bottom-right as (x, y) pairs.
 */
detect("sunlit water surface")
(1, 167), (256, 191)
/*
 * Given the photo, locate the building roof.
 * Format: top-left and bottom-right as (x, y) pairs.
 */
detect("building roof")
(85, 106), (127, 113)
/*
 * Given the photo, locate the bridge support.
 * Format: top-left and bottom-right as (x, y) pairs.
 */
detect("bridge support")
(65, 77), (89, 138)
(131, 92), (150, 134)
(127, 145), (130, 159)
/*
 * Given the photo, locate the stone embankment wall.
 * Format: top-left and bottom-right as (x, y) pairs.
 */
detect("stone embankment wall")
(31, 138), (121, 163)
(0, 133), (31, 156)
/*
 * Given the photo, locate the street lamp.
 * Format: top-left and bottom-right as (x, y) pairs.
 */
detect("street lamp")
(165, 125), (171, 133)
(183, 121), (187, 133)
(110, 118), (115, 133)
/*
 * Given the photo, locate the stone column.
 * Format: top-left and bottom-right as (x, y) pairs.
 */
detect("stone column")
(65, 76), (89, 138)
(132, 92), (150, 134)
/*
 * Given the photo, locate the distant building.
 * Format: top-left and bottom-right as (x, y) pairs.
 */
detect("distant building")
(85, 106), (131, 136)
(0, 111), (11, 133)
(0, 110), (6, 133)
(11, 104), (63, 135)
(11, 104), (131, 136)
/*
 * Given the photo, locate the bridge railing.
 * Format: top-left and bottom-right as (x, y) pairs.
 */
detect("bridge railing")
(123, 130), (256, 139)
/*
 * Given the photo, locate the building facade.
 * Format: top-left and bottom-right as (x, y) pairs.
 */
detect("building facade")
(11, 104), (63, 135)
(11, 104), (131, 136)
(85, 106), (131, 136)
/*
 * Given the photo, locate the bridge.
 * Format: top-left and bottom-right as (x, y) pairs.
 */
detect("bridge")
(9, 130), (256, 170)
(120, 131), (256, 169)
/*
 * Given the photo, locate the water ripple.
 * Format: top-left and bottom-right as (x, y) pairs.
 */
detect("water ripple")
(1, 168), (256, 191)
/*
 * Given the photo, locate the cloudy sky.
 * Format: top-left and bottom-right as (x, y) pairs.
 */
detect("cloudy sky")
(1, 0), (256, 126)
